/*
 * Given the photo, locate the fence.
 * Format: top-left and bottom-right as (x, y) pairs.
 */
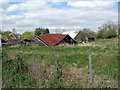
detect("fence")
(29, 54), (94, 88)
(2, 50), (118, 88)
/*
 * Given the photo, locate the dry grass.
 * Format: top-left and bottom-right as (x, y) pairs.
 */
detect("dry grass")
(61, 65), (117, 88)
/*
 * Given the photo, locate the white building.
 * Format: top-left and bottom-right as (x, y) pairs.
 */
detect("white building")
(62, 31), (78, 39)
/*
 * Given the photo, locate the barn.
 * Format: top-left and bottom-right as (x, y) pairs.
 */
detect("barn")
(75, 31), (94, 43)
(35, 34), (77, 46)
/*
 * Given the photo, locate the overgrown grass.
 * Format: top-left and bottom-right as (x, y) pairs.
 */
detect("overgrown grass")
(2, 38), (118, 88)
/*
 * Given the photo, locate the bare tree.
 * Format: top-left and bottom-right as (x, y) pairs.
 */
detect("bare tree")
(97, 21), (118, 38)
(98, 21), (118, 32)
(12, 28), (17, 34)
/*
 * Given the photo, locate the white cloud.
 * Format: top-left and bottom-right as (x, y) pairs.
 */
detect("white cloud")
(0, 0), (9, 9)
(6, 0), (49, 13)
(68, 1), (116, 8)
(1, 0), (118, 33)
(7, 4), (18, 12)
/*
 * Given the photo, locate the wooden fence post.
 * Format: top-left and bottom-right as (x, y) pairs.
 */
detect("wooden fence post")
(32, 55), (37, 74)
(89, 54), (93, 87)
(0, 34), (1, 47)
(55, 55), (59, 71)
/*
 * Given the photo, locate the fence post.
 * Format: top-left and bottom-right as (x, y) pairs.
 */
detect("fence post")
(0, 34), (1, 47)
(32, 55), (37, 74)
(55, 55), (61, 80)
(89, 54), (93, 87)
(55, 55), (59, 71)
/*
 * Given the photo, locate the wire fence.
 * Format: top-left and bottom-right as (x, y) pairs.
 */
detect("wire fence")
(2, 50), (118, 88)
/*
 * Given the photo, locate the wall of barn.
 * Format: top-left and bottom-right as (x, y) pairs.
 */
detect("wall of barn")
(57, 36), (77, 45)
(33, 38), (46, 46)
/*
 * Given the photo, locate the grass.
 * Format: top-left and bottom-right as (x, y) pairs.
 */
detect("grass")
(2, 37), (118, 88)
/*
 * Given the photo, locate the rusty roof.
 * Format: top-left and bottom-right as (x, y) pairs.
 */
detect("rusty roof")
(37, 34), (68, 46)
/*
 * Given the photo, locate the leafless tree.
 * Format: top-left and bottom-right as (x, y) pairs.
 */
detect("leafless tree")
(12, 28), (17, 34)
(98, 21), (118, 32)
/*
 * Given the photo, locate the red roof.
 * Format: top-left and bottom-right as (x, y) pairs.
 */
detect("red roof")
(37, 34), (68, 46)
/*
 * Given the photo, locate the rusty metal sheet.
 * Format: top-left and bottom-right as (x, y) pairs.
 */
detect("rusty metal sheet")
(37, 34), (68, 46)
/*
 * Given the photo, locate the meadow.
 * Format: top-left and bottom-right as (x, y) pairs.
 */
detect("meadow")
(2, 38), (118, 88)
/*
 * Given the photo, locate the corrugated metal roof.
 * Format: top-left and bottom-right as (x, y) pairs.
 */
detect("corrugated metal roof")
(37, 34), (68, 46)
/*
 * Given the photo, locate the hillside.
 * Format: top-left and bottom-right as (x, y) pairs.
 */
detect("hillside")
(2, 38), (118, 88)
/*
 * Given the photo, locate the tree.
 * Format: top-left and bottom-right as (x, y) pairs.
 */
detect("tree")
(35, 28), (50, 36)
(0, 30), (4, 34)
(97, 29), (106, 39)
(12, 28), (17, 34)
(21, 31), (35, 40)
(97, 21), (118, 39)
(105, 30), (117, 38)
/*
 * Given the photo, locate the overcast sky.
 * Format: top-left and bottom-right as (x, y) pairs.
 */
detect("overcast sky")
(0, 0), (119, 34)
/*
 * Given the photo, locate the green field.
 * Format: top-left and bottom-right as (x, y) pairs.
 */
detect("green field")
(2, 38), (118, 88)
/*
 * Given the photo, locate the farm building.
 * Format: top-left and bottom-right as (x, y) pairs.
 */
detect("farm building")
(62, 31), (94, 43)
(75, 31), (94, 43)
(35, 34), (77, 46)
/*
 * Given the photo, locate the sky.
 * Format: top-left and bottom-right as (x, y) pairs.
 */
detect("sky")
(0, 0), (119, 34)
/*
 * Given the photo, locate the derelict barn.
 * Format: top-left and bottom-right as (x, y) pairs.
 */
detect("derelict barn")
(35, 34), (77, 46)
(75, 31), (94, 43)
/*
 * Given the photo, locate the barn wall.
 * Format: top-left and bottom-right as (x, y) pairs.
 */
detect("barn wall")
(33, 38), (46, 46)
(57, 35), (77, 45)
